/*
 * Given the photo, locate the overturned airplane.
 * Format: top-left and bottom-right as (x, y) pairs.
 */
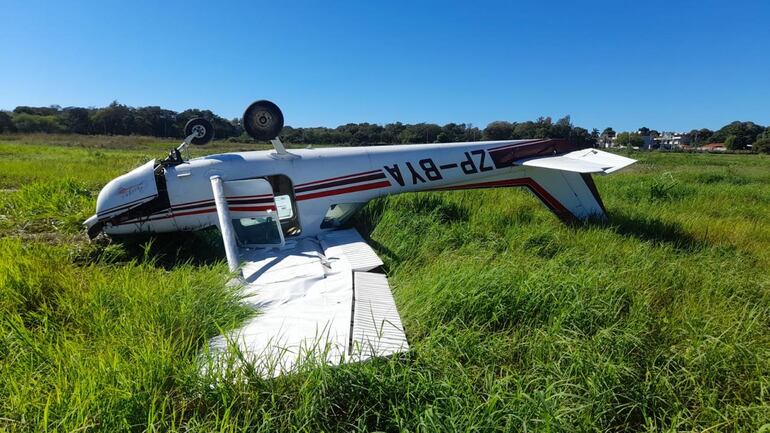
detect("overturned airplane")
(85, 100), (636, 375)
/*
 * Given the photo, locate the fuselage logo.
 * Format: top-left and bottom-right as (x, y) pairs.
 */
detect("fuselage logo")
(118, 182), (144, 197)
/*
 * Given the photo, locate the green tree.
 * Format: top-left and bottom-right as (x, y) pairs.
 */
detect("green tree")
(752, 130), (770, 153)
(710, 121), (763, 150)
(724, 135), (738, 150)
(549, 115), (572, 139)
(689, 128), (713, 145)
(62, 107), (92, 134)
(0, 111), (14, 132)
(399, 123), (442, 143)
(91, 101), (134, 135)
(11, 113), (64, 133)
(568, 126), (596, 147)
(616, 132), (644, 149)
(482, 121), (514, 140)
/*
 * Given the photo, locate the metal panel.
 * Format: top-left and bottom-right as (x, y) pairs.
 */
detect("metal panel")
(351, 271), (409, 360)
(206, 228), (408, 377)
(321, 228), (384, 272)
(95, 160), (159, 219)
(209, 238), (353, 377)
(519, 155), (607, 173)
(518, 149), (636, 175)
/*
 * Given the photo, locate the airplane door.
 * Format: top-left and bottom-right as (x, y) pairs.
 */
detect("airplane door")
(223, 178), (285, 248)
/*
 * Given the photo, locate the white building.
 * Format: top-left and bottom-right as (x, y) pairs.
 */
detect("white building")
(654, 132), (691, 149)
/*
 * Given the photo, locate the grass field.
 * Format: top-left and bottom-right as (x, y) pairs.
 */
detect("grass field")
(1, 134), (769, 432)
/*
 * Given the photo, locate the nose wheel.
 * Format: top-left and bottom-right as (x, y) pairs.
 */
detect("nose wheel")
(184, 118), (215, 146)
(243, 100), (284, 140)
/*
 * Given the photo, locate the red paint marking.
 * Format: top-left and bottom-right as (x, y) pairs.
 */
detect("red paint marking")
(171, 193), (272, 209)
(172, 197), (214, 207)
(431, 177), (571, 217)
(98, 195), (152, 214)
(228, 205), (277, 212)
(172, 201), (213, 211)
(117, 204), (278, 226)
(296, 180), (391, 201)
(486, 139), (545, 152)
(226, 193), (273, 199)
(170, 207), (217, 218)
(294, 169), (382, 188)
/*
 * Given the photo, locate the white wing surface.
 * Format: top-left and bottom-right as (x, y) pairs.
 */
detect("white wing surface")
(207, 228), (408, 377)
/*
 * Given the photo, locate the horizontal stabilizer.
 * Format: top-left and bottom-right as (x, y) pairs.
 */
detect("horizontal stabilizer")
(517, 148), (636, 175)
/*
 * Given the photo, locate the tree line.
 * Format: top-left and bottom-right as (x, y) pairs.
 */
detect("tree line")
(0, 102), (594, 147)
(0, 102), (241, 138)
(600, 122), (770, 153)
(0, 102), (768, 152)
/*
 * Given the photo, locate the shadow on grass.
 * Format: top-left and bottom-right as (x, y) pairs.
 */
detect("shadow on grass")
(103, 227), (227, 269)
(591, 211), (706, 251)
(349, 197), (431, 270)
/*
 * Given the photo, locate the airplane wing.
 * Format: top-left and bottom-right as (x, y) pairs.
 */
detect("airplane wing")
(516, 148), (636, 175)
(207, 228), (408, 376)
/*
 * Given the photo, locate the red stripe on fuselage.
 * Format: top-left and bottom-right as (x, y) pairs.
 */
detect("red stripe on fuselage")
(295, 180), (392, 201)
(486, 139), (545, 152)
(430, 178), (572, 220)
(294, 169), (382, 187)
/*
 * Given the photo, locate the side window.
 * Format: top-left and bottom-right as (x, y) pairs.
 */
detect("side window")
(321, 203), (366, 229)
(232, 214), (283, 246)
(265, 174), (301, 236)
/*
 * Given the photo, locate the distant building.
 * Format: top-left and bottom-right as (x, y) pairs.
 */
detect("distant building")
(698, 143), (726, 152)
(640, 135), (655, 149)
(597, 130), (692, 150)
(654, 132), (691, 149)
(598, 131), (616, 148)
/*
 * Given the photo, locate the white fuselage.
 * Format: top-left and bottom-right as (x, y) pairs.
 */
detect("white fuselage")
(90, 139), (613, 240)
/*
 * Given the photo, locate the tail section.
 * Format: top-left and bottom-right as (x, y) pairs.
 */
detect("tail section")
(431, 168), (611, 222)
(524, 167), (607, 222)
(513, 148), (635, 221)
(432, 146), (635, 222)
(517, 148), (636, 175)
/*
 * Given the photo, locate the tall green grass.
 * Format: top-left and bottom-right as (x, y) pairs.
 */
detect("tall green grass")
(0, 139), (769, 431)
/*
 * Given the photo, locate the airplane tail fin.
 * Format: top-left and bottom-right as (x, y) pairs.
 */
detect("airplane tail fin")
(523, 168), (608, 222)
(433, 145), (635, 223)
(516, 149), (636, 222)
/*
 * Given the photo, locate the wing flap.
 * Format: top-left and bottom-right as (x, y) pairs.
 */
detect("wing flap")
(351, 272), (409, 360)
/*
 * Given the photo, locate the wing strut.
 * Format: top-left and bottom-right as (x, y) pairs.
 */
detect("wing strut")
(210, 175), (241, 273)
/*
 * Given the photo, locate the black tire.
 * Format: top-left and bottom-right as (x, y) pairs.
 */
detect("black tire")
(184, 118), (214, 146)
(242, 100), (284, 140)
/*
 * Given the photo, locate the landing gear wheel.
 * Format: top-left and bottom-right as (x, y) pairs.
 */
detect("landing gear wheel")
(184, 118), (214, 146)
(243, 100), (284, 140)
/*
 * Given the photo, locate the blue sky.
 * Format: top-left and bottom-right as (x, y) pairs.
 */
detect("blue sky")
(1, 0), (768, 132)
